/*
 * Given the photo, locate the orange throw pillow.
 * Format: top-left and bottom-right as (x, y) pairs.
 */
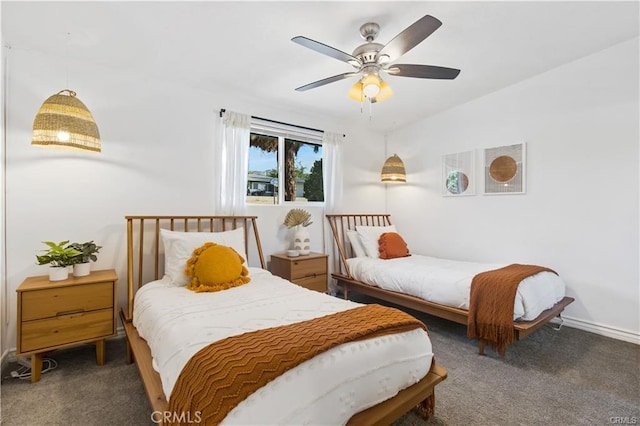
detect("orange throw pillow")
(378, 232), (411, 259)
(185, 242), (250, 293)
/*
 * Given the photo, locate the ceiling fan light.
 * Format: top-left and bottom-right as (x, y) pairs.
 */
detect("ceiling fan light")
(363, 83), (380, 98)
(361, 74), (381, 98)
(348, 81), (365, 102)
(375, 81), (394, 103)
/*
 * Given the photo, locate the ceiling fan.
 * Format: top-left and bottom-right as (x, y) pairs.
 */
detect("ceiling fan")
(292, 15), (460, 104)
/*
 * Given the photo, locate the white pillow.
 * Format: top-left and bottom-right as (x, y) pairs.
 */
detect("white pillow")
(160, 227), (247, 286)
(346, 230), (367, 258)
(356, 225), (398, 258)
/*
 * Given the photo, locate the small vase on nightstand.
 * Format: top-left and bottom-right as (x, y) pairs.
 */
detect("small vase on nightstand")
(48, 266), (69, 282)
(294, 226), (311, 255)
(73, 262), (91, 277)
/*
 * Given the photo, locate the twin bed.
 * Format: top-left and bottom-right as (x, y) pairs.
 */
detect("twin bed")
(326, 213), (574, 355)
(121, 215), (447, 425)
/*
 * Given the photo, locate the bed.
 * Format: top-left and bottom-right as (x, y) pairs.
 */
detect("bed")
(326, 213), (575, 355)
(121, 215), (447, 425)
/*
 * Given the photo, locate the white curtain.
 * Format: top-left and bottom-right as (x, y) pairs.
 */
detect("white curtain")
(321, 131), (344, 295)
(322, 131), (344, 213)
(214, 110), (250, 215)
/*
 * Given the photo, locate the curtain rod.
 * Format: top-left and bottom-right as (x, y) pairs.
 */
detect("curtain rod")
(219, 109), (344, 137)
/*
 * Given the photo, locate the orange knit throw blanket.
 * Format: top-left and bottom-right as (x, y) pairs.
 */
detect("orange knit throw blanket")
(467, 264), (557, 356)
(166, 304), (427, 425)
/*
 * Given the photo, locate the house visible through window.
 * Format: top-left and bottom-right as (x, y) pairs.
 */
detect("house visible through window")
(247, 123), (324, 205)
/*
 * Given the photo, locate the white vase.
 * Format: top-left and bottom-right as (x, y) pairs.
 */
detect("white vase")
(73, 262), (91, 277)
(49, 266), (69, 282)
(294, 227), (311, 255)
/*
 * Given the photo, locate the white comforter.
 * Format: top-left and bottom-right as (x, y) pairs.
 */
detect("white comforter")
(347, 255), (566, 321)
(133, 267), (433, 425)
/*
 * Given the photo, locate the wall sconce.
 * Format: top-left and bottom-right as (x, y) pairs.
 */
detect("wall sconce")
(381, 154), (406, 183)
(32, 89), (101, 152)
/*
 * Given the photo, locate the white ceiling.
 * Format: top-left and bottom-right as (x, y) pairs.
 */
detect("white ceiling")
(3, 1), (639, 132)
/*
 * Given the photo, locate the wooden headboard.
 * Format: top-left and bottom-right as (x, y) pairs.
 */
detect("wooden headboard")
(125, 215), (265, 320)
(325, 214), (392, 278)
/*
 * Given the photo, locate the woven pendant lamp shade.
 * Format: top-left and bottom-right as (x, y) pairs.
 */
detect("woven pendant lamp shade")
(32, 89), (101, 152)
(381, 154), (406, 183)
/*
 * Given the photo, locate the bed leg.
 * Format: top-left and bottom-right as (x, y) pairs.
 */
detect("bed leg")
(343, 285), (348, 300)
(416, 393), (435, 419)
(552, 314), (565, 331)
(126, 340), (133, 364)
(478, 339), (486, 356)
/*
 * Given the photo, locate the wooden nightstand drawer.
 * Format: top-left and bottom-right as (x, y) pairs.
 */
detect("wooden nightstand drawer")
(21, 282), (114, 321)
(293, 274), (327, 293)
(270, 252), (328, 293)
(290, 258), (327, 280)
(20, 308), (114, 353)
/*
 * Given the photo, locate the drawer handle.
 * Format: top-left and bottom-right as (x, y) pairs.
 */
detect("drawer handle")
(56, 309), (85, 317)
(304, 273), (317, 278)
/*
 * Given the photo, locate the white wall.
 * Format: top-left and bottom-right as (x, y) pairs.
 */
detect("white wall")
(387, 38), (639, 342)
(1, 42), (7, 372)
(1, 46), (386, 356)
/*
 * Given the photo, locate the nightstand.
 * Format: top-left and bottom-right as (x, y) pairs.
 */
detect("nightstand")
(16, 269), (118, 383)
(270, 252), (328, 293)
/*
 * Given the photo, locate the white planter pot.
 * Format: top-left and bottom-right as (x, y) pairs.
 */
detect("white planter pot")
(294, 227), (311, 255)
(73, 262), (91, 277)
(49, 266), (69, 282)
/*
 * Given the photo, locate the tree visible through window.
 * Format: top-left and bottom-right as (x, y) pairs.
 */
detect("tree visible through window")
(247, 131), (323, 205)
(304, 159), (323, 201)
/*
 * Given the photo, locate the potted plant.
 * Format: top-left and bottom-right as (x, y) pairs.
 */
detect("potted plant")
(283, 209), (313, 255)
(35, 241), (82, 281)
(67, 240), (102, 277)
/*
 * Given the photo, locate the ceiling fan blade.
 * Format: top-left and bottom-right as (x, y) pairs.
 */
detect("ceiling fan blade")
(292, 36), (360, 65)
(377, 15), (442, 62)
(387, 64), (460, 80)
(295, 72), (359, 91)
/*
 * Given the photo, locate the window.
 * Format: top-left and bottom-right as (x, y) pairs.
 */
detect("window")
(247, 121), (324, 205)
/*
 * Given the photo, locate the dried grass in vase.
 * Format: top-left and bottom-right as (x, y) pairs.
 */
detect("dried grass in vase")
(283, 209), (313, 228)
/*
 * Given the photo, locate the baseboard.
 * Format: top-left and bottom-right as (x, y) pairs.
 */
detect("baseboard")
(562, 315), (639, 345)
(1, 347), (11, 372)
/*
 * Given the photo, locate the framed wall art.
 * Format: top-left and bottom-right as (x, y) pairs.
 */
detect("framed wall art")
(483, 142), (526, 194)
(442, 150), (475, 196)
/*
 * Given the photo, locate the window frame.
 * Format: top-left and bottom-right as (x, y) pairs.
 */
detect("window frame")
(247, 119), (324, 206)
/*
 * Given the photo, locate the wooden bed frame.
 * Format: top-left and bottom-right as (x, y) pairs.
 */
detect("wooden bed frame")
(326, 213), (575, 355)
(121, 215), (447, 425)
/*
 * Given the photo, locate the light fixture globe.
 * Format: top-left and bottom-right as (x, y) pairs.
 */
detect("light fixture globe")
(32, 89), (101, 152)
(348, 81), (365, 102)
(361, 74), (381, 98)
(375, 81), (393, 102)
(348, 75), (393, 104)
(381, 154), (407, 183)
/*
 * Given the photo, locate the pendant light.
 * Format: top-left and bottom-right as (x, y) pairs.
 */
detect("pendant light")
(381, 154), (406, 183)
(32, 89), (101, 152)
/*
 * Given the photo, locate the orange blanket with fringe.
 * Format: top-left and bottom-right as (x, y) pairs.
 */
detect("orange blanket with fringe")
(166, 304), (427, 425)
(467, 264), (557, 356)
